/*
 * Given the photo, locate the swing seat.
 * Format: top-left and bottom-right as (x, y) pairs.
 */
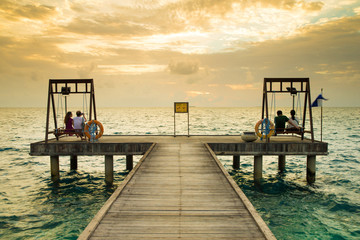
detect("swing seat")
(53, 128), (86, 140)
(285, 128), (311, 134)
(275, 127), (311, 140)
(53, 128), (74, 138)
(275, 127), (302, 134)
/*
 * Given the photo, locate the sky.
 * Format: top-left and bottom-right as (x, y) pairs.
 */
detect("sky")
(0, 0), (359, 107)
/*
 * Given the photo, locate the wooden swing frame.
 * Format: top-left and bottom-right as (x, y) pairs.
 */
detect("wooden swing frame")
(45, 79), (97, 143)
(261, 78), (314, 142)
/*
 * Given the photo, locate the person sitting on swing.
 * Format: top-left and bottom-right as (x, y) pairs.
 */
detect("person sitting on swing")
(274, 110), (300, 135)
(286, 110), (300, 132)
(64, 111), (74, 136)
(73, 110), (87, 140)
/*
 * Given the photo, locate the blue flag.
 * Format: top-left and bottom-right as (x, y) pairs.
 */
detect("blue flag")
(311, 94), (327, 107)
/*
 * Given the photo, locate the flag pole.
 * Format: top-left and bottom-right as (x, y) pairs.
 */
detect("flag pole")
(321, 88), (323, 142)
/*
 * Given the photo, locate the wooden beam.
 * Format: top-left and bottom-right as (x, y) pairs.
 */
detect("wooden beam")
(233, 155), (240, 169)
(105, 155), (113, 185)
(126, 155), (133, 171)
(50, 155), (60, 182)
(45, 82), (51, 143)
(254, 155), (263, 182)
(307, 155), (316, 184)
(278, 155), (286, 172)
(70, 155), (78, 170)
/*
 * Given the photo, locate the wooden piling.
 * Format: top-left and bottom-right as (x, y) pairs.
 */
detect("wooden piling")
(307, 155), (316, 184)
(105, 155), (113, 185)
(278, 155), (286, 172)
(70, 155), (78, 170)
(50, 155), (60, 182)
(254, 155), (263, 182)
(126, 155), (133, 171)
(233, 155), (240, 169)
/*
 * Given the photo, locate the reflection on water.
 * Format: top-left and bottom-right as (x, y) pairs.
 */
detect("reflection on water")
(0, 107), (359, 239)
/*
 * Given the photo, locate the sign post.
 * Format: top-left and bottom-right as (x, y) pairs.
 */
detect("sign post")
(174, 102), (189, 137)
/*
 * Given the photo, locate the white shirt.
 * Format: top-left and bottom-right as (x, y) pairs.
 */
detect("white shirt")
(73, 116), (85, 129)
(287, 117), (299, 128)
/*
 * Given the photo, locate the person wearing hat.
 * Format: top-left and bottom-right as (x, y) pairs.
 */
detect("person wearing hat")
(73, 110), (87, 140)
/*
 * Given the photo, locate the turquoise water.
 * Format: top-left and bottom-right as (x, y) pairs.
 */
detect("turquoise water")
(0, 107), (359, 239)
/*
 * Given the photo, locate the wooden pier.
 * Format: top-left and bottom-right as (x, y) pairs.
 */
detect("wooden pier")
(78, 139), (275, 239)
(30, 135), (328, 184)
(30, 135), (328, 239)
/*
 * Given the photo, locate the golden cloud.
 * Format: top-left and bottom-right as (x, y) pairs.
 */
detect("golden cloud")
(168, 59), (199, 75)
(0, 0), (359, 107)
(186, 90), (210, 97)
(256, 0), (324, 11)
(0, 0), (55, 20)
(226, 84), (257, 90)
(98, 64), (167, 75)
(62, 16), (154, 37)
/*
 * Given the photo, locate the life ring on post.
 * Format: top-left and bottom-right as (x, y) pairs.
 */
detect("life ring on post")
(254, 119), (275, 139)
(84, 120), (104, 140)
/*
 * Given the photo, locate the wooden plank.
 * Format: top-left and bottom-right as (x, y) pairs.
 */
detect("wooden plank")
(205, 143), (276, 240)
(79, 141), (275, 240)
(77, 143), (156, 240)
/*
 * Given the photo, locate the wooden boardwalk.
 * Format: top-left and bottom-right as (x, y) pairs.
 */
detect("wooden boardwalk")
(79, 141), (275, 239)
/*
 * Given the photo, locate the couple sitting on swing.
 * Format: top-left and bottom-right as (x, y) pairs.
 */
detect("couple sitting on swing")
(274, 110), (302, 135)
(64, 110), (87, 140)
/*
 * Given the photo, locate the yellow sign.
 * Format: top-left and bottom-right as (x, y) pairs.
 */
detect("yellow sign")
(174, 102), (189, 113)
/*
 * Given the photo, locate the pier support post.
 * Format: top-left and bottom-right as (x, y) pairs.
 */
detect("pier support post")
(307, 155), (316, 184)
(278, 155), (286, 172)
(70, 155), (78, 170)
(233, 155), (240, 169)
(50, 155), (60, 182)
(105, 155), (114, 185)
(126, 155), (133, 171)
(254, 155), (263, 182)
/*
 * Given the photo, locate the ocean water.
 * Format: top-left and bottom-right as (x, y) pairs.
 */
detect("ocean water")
(0, 107), (359, 239)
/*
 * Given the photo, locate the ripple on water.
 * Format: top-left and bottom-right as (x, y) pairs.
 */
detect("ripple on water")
(0, 147), (20, 152)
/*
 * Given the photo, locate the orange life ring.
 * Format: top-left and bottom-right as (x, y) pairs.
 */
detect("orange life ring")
(254, 119), (275, 138)
(84, 120), (104, 140)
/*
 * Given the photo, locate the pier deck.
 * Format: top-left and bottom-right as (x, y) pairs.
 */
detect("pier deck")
(79, 140), (275, 239)
(30, 135), (328, 184)
(30, 135), (328, 156)
(30, 135), (328, 239)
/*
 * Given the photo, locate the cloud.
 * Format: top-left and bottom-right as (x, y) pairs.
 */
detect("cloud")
(203, 14), (360, 105)
(62, 16), (154, 37)
(0, 0), (56, 20)
(302, 1), (324, 11)
(59, 0), (325, 40)
(226, 84), (258, 90)
(156, 0), (324, 20)
(0, 1), (358, 107)
(256, 0), (324, 11)
(186, 90), (210, 97)
(97, 64), (167, 75)
(0, 36), (13, 47)
(77, 62), (97, 78)
(168, 59), (199, 75)
(0, 0), (327, 58)
(355, 7), (360, 14)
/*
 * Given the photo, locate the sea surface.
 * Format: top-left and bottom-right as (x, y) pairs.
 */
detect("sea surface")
(0, 107), (359, 239)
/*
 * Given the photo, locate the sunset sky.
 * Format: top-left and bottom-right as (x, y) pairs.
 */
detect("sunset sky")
(0, 0), (359, 107)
